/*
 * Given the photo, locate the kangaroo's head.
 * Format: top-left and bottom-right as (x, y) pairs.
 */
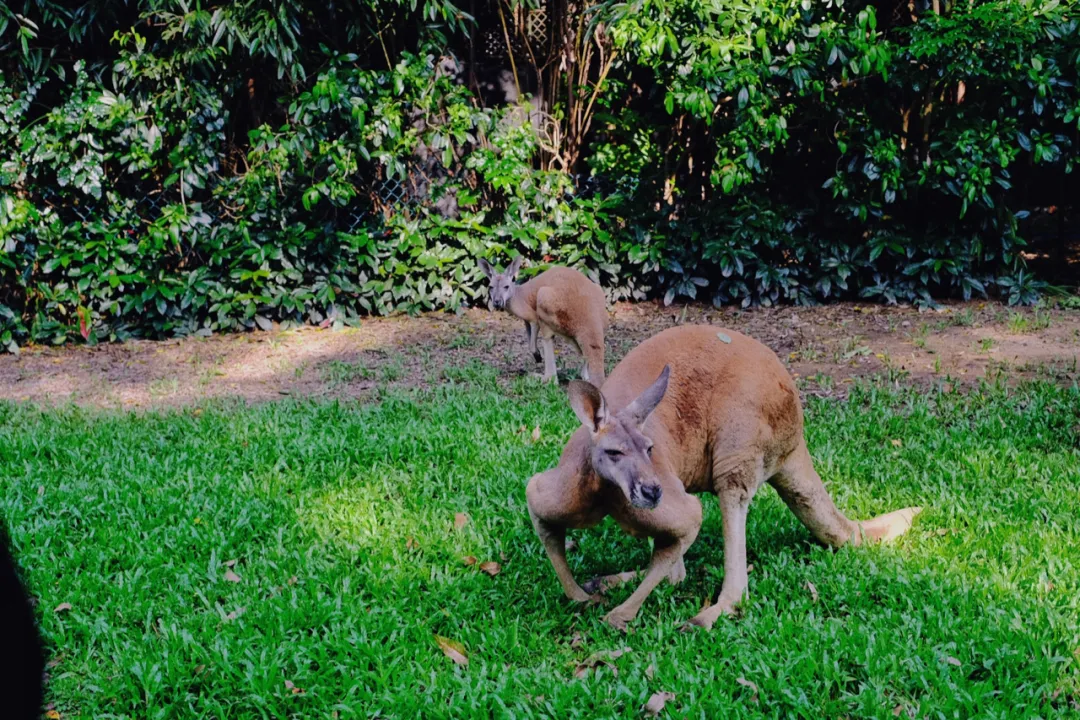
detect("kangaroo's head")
(477, 256), (522, 310)
(568, 366), (671, 510)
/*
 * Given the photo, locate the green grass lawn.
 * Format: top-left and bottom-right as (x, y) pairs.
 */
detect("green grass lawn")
(2, 372), (1079, 719)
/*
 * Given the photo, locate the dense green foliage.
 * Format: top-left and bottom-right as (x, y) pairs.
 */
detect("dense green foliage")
(1, 378), (1078, 716)
(1, 0), (1078, 350)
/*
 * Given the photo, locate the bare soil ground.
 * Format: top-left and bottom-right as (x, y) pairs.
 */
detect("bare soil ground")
(1, 300), (1078, 409)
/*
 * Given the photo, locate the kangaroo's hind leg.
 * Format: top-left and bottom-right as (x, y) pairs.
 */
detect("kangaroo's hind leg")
(534, 288), (560, 383)
(685, 453), (766, 630)
(538, 332), (557, 383)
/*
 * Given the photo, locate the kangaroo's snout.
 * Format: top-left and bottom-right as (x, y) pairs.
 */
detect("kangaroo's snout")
(632, 482), (662, 510)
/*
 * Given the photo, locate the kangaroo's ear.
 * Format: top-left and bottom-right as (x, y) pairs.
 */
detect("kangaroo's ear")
(477, 258), (494, 279)
(507, 255), (523, 278)
(569, 380), (609, 433)
(623, 365), (670, 427)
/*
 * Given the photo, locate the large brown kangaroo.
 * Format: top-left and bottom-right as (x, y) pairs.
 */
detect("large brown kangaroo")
(526, 325), (921, 631)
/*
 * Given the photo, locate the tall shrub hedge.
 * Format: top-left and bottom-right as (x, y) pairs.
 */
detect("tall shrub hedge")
(0, 0), (1077, 351)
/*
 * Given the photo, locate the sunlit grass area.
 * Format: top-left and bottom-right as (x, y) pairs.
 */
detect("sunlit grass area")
(1, 377), (1078, 718)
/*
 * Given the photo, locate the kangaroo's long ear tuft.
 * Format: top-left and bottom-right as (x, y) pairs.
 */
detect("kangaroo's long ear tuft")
(569, 380), (609, 433)
(477, 258), (494, 279)
(507, 255), (524, 278)
(623, 365), (670, 427)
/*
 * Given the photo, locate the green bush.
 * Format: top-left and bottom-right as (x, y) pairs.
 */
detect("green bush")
(0, 0), (1077, 350)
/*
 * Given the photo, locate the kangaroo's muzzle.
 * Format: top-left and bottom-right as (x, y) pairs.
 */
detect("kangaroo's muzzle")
(630, 481), (662, 510)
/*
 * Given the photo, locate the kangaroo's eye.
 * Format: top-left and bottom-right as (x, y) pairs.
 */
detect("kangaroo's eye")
(646, 445), (654, 457)
(604, 449), (623, 459)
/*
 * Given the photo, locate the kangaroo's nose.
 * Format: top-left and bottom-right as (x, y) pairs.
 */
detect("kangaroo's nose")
(641, 484), (662, 506)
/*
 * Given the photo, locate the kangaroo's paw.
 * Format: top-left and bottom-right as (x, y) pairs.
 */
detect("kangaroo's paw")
(681, 597), (738, 632)
(564, 586), (595, 603)
(582, 571), (639, 595)
(603, 608), (635, 632)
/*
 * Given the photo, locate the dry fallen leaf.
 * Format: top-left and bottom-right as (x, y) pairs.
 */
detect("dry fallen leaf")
(45, 711), (61, 719)
(570, 632), (584, 650)
(225, 606), (245, 621)
(54, 602), (72, 613)
(462, 555), (478, 566)
(736, 677), (759, 703)
(479, 561), (501, 577)
(573, 648), (629, 678)
(406, 537), (418, 550)
(746, 564), (754, 573)
(806, 581), (819, 603)
(194, 664), (206, 675)
(645, 663), (656, 680)
(892, 704), (905, 717)
(454, 513), (469, 531)
(287, 575), (298, 586)
(564, 538), (578, 552)
(284, 679), (304, 695)
(37, 485), (44, 497)
(531, 425), (542, 442)
(945, 656), (962, 666)
(223, 559), (238, 568)
(435, 635), (469, 666)
(891, 439), (902, 447)
(644, 691), (676, 716)
(223, 569), (242, 583)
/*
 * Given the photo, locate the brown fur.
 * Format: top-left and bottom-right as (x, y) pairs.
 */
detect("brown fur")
(526, 325), (921, 631)
(478, 260), (608, 384)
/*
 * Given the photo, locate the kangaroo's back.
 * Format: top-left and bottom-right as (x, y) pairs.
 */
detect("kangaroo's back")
(600, 325), (802, 488)
(523, 267), (608, 326)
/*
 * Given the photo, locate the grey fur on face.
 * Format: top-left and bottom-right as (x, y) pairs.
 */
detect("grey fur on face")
(477, 256), (522, 310)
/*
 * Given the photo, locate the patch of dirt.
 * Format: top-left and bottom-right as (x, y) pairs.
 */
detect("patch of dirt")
(1, 300), (1077, 409)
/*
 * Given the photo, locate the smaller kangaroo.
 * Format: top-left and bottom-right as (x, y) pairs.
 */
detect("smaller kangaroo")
(477, 257), (608, 384)
(526, 325), (921, 631)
